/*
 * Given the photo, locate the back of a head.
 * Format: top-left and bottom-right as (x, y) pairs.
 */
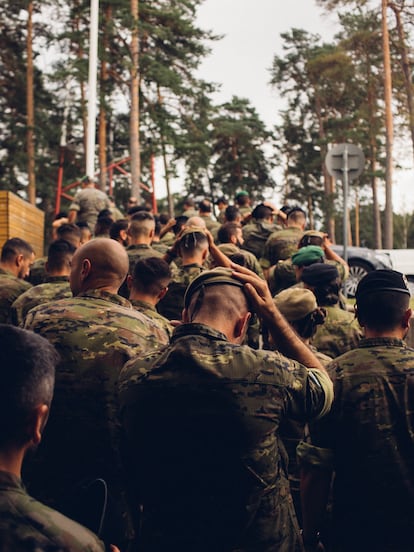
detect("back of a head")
(47, 239), (76, 274)
(356, 269), (411, 332)
(224, 205), (241, 222)
(129, 211), (155, 239)
(301, 263), (340, 306)
(299, 230), (325, 249)
(287, 206), (306, 227)
(218, 222), (241, 244)
(56, 223), (82, 248)
(132, 257), (172, 296)
(1, 237), (34, 264)
(251, 204), (273, 221)
(109, 218), (129, 241)
(198, 199), (212, 214)
(0, 325), (58, 447)
(273, 287), (325, 340)
(179, 228), (208, 258)
(235, 191), (250, 207)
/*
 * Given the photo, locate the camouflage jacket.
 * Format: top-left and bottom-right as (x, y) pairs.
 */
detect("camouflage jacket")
(118, 323), (333, 552)
(28, 256), (47, 285)
(299, 337), (414, 551)
(69, 187), (110, 230)
(157, 263), (205, 321)
(310, 304), (363, 358)
(260, 227), (303, 269)
(242, 220), (281, 260)
(0, 268), (32, 324)
(217, 243), (264, 278)
(23, 289), (168, 545)
(130, 298), (173, 339)
(0, 470), (104, 551)
(10, 276), (72, 327)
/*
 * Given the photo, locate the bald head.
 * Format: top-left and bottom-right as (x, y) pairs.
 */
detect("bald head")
(186, 216), (207, 229)
(70, 238), (129, 295)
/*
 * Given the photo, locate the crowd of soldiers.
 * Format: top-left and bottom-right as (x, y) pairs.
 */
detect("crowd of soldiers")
(0, 183), (413, 552)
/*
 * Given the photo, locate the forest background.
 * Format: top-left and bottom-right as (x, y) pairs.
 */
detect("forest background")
(1, 0), (414, 249)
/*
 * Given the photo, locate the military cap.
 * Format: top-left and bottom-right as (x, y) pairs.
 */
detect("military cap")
(274, 288), (317, 322)
(356, 269), (410, 299)
(179, 225), (207, 238)
(291, 245), (325, 267)
(301, 263), (339, 286)
(184, 267), (244, 309)
(235, 190), (249, 198)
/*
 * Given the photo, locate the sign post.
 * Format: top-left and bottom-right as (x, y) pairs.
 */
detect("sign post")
(325, 144), (365, 262)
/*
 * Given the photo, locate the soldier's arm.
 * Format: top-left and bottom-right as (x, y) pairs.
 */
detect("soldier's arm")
(206, 230), (231, 268)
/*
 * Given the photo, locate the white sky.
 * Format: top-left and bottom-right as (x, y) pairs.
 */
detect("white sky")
(159, 0), (414, 215)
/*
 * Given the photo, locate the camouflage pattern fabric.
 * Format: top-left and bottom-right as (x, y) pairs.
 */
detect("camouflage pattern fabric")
(0, 470), (104, 551)
(23, 289), (168, 547)
(311, 305), (362, 358)
(119, 245), (164, 298)
(260, 227), (304, 269)
(69, 187), (111, 231)
(118, 322), (332, 552)
(218, 243), (264, 278)
(0, 268), (32, 324)
(242, 220), (281, 260)
(10, 276), (72, 327)
(201, 216), (221, 240)
(28, 256), (47, 285)
(157, 263), (204, 321)
(131, 298), (173, 339)
(300, 337), (414, 551)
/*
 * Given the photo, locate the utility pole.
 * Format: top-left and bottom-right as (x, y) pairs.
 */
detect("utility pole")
(130, 0), (141, 202)
(86, 0), (99, 180)
(382, 0), (394, 248)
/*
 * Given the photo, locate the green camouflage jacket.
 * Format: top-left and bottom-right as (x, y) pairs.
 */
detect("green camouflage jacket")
(218, 243), (264, 278)
(131, 298), (173, 339)
(0, 470), (104, 551)
(10, 276), (72, 327)
(299, 337), (414, 551)
(0, 268), (32, 324)
(69, 187), (111, 230)
(311, 305), (363, 358)
(118, 323), (332, 552)
(242, 219), (281, 260)
(157, 263), (205, 321)
(23, 289), (168, 546)
(260, 227), (303, 269)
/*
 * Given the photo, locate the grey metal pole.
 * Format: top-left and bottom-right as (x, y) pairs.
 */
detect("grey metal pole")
(86, 0), (99, 179)
(342, 145), (349, 263)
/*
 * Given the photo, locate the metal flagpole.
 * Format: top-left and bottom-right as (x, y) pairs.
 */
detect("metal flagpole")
(86, 0), (99, 179)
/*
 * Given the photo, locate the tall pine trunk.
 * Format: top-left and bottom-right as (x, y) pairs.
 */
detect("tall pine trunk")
(27, 1), (36, 204)
(130, 0), (141, 201)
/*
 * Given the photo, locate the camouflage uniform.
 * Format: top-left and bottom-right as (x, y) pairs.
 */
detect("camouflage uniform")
(157, 263), (204, 321)
(260, 227), (303, 270)
(242, 220), (280, 260)
(200, 216), (221, 240)
(299, 337), (414, 551)
(118, 322), (333, 552)
(23, 290), (169, 547)
(0, 268), (32, 324)
(0, 470), (104, 551)
(130, 298), (173, 339)
(218, 243), (264, 278)
(10, 276), (72, 327)
(119, 245), (164, 298)
(69, 187), (111, 231)
(28, 256), (47, 285)
(311, 305), (362, 358)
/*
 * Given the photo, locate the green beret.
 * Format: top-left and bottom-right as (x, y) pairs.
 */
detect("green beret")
(291, 245), (325, 267)
(274, 288), (317, 321)
(356, 269), (410, 299)
(235, 190), (249, 198)
(184, 267), (244, 309)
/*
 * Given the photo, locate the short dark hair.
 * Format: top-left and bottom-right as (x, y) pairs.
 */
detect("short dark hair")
(0, 325), (58, 447)
(251, 204), (273, 221)
(47, 239), (76, 273)
(57, 223), (81, 244)
(1, 238), (34, 263)
(198, 199), (212, 214)
(287, 206), (306, 222)
(132, 257), (172, 295)
(357, 291), (410, 332)
(110, 219), (129, 241)
(224, 206), (241, 222)
(217, 222), (241, 244)
(127, 205), (151, 217)
(311, 279), (341, 306)
(179, 231), (208, 254)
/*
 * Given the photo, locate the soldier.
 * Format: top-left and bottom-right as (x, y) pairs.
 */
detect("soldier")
(215, 196), (229, 224)
(118, 265), (333, 551)
(158, 227), (230, 321)
(0, 324), (106, 551)
(198, 198), (221, 238)
(217, 222), (264, 278)
(10, 239), (75, 327)
(260, 206), (307, 275)
(109, 218), (129, 247)
(0, 237), (34, 323)
(68, 176), (111, 233)
(302, 263), (362, 358)
(300, 269), (414, 552)
(128, 257), (174, 339)
(23, 238), (169, 549)
(242, 203), (281, 260)
(234, 190), (252, 221)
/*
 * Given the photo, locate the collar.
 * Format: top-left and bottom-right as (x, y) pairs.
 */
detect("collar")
(359, 336), (406, 348)
(171, 322), (228, 344)
(44, 275), (69, 284)
(127, 244), (151, 250)
(76, 289), (132, 308)
(130, 298), (156, 312)
(0, 470), (24, 492)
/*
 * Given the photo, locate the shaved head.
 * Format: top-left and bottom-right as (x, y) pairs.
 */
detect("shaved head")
(187, 284), (249, 325)
(70, 238), (129, 295)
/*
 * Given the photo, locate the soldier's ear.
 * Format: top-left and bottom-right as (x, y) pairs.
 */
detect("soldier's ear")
(80, 258), (91, 280)
(27, 404), (49, 446)
(126, 274), (133, 290)
(403, 308), (412, 329)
